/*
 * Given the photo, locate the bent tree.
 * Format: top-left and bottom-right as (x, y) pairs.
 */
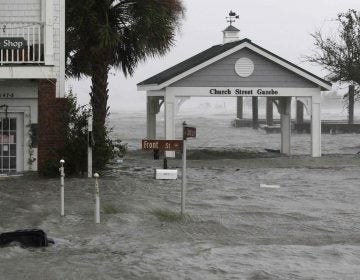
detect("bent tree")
(307, 9), (360, 123)
(66, 0), (185, 169)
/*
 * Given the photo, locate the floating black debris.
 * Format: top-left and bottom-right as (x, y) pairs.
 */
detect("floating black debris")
(264, 148), (281, 153)
(0, 229), (54, 247)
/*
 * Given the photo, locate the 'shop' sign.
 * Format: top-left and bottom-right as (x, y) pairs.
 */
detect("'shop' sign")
(0, 37), (27, 49)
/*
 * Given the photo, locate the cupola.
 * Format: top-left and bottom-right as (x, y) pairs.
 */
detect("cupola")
(222, 10), (240, 44)
(223, 24), (240, 44)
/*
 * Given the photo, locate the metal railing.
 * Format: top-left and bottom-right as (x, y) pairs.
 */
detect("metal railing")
(0, 22), (44, 65)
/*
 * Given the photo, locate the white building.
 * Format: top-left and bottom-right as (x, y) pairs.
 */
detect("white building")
(0, 0), (65, 173)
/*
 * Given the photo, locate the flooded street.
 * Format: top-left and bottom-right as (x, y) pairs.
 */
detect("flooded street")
(1, 110), (360, 279)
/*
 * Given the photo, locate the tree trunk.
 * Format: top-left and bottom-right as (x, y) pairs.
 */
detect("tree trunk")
(90, 56), (110, 170)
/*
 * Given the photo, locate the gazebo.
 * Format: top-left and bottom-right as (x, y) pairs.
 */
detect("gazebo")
(137, 22), (331, 157)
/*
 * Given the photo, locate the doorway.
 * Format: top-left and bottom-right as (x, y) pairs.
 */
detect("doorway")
(0, 113), (24, 173)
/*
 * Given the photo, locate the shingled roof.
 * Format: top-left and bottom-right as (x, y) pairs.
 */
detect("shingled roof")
(137, 38), (332, 90)
(223, 25), (240, 32)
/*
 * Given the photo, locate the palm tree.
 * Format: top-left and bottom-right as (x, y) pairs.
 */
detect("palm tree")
(66, 0), (185, 169)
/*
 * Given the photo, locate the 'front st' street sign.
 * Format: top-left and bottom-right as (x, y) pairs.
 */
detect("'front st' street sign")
(142, 139), (183, 151)
(0, 37), (27, 50)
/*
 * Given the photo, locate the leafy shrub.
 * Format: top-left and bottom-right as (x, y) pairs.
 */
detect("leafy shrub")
(40, 89), (127, 177)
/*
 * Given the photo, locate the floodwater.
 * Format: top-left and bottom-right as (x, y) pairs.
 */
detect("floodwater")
(1, 105), (360, 280)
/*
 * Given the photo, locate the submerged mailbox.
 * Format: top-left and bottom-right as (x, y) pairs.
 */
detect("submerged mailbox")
(155, 169), (178, 180)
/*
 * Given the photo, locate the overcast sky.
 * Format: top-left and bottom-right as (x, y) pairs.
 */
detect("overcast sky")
(67, 0), (359, 112)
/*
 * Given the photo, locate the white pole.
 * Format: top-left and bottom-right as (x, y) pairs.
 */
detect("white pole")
(94, 173), (100, 224)
(88, 116), (93, 178)
(59, 159), (65, 217)
(181, 131), (187, 216)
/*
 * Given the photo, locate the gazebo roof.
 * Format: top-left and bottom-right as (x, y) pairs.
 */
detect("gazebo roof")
(138, 38), (332, 91)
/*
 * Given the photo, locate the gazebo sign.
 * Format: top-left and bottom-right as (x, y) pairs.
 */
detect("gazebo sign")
(209, 88), (280, 96)
(0, 37), (27, 50)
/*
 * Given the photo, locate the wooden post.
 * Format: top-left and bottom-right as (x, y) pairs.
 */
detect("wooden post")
(252, 97), (259, 129)
(311, 96), (321, 157)
(348, 85), (355, 124)
(296, 100), (304, 124)
(236, 97), (243, 119)
(266, 97), (273, 126)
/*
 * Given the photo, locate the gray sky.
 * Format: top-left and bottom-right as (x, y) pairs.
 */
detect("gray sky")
(67, 0), (359, 112)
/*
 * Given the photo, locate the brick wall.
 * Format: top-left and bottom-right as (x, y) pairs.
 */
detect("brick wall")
(37, 79), (67, 172)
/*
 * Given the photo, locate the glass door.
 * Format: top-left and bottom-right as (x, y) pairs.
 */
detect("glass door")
(0, 117), (17, 173)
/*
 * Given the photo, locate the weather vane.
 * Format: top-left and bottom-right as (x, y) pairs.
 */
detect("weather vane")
(226, 10), (239, 25)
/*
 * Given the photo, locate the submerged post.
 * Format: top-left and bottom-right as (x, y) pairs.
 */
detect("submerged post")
(266, 97), (273, 126)
(252, 97), (259, 129)
(181, 122), (187, 216)
(59, 159), (65, 217)
(94, 173), (100, 224)
(88, 116), (93, 178)
(296, 100), (304, 124)
(348, 85), (355, 125)
(236, 96), (243, 119)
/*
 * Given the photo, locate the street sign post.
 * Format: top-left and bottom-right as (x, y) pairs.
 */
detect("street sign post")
(181, 122), (196, 215)
(142, 122), (196, 216)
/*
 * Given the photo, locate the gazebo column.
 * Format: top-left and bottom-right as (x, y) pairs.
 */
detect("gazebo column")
(146, 95), (162, 139)
(311, 95), (321, 157)
(164, 91), (176, 158)
(279, 97), (292, 155)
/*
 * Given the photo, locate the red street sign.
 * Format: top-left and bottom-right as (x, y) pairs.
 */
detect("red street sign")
(142, 139), (183, 151)
(183, 126), (196, 139)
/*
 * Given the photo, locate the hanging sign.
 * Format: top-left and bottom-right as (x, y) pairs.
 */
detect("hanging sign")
(142, 139), (183, 151)
(0, 37), (27, 50)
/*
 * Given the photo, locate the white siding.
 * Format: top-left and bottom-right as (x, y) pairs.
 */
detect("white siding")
(0, 0), (41, 22)
(53, 0), (61, 96)
(170, 48), (318, 88)
(0, 0), (64, 96)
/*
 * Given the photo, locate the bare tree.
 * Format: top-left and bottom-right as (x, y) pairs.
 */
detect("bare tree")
(307, 9), (360, 122)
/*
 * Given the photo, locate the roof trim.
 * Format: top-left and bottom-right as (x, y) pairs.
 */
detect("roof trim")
(137, 39), (332, 91)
